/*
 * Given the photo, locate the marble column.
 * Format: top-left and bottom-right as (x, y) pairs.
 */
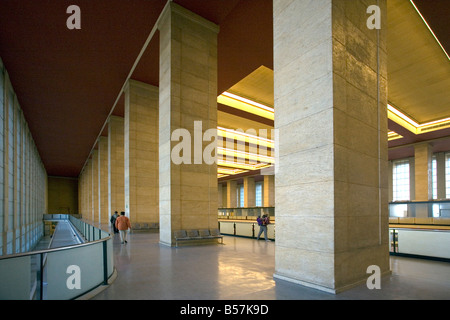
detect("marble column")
(218, 183), (223, 208)
(124, 80), (159, 225)
(158, 2), (219, 246)
(98, 136), (109, 225)
(243, 177), (255, 207)
(414, 143), (432, 201)
(227, 180), (237, 208)
(108, 116), (125, 218)
(273, 0), (389, 293)
(436, 152), (446, 199)
(91, 150), (99, 223)
(86, 158), (92, 222)
(263, 175), (274, 207)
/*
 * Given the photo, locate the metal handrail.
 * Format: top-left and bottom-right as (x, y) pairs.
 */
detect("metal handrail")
(0, 236), (111, 261)
(0, 216), (114, 300)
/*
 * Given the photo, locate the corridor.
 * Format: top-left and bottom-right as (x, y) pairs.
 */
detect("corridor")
(90, 231), (450, 300)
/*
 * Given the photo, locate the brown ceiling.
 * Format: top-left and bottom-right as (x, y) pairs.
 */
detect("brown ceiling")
(0, 0), (448, 177)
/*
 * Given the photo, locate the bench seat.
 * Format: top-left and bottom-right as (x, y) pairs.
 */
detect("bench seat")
(174, 228), (223, 246)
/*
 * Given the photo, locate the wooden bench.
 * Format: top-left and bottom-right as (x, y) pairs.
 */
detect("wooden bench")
(174, 228), (223, 247)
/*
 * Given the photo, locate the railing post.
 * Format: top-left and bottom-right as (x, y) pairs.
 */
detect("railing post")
(393, 229), (398, 253)
(39, 253), (44, 300)
(102, 240), (108, 285)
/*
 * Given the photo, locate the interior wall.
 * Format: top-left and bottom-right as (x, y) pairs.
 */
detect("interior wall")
(47, 176), (78, 215)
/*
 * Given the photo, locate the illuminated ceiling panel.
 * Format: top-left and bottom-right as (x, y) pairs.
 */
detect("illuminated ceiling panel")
(218, 92), (274, 120)
(388, 104), (450, 135)
(216, 126), (275, 178)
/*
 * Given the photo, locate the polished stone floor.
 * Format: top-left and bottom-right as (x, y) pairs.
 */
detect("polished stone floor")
(91, 230), (450, 300)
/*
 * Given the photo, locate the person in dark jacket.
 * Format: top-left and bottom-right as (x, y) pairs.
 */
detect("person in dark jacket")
(110, 211), (119, 234)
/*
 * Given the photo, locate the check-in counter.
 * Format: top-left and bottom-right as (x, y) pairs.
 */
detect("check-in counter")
(219, 220), (275, 240)
(389, 211), (450, 261)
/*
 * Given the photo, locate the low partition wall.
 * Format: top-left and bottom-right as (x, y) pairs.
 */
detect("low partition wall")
(219, 220), (275, 240)
(390, 227), (450, 261)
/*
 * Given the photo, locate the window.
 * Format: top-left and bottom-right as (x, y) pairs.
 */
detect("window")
(393, 160), (410, 201)
(255, 182), (263, 207)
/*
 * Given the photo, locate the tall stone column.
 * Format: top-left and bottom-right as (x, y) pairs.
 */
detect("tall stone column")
(243, 177), (255, 207)
(86, 158), (92, 222)
(436, 152), (446, 199)
(414, 143), (432, 201)
(218, 183), (223, 208)
(91, 150), (99, 223)
(273, 0), (389, 293)
(108, 116), (125, 219)
(98, 136), (109, 225)
(124, 80), (159, 225)
(158, 2), (219, 246)
(227, 180), (237, 208)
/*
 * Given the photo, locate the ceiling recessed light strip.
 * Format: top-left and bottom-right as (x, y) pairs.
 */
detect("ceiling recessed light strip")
(217, 126), (275, 149)
(218, 159), (272, 171)
(388, 131), (403, 141)
(388, 104), (450, 135)
(387, 104), (419, 133)
(218, 91), (274, 120)
(218, 167), (248, 175)
(217, 147), (274, 164)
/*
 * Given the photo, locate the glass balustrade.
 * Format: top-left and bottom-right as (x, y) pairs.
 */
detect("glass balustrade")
(0, 215), (114, 300)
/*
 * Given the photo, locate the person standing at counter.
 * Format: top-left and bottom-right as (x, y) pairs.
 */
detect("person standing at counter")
(257, 215), (269, 241)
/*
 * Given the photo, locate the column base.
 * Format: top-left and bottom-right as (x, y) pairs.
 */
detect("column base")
(273, 270), (392, 294)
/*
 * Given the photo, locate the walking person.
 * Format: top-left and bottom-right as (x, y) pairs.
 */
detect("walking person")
(110, 211), (119, 234)
(256, 215), (269, 241)
(115, 211), (131, 244)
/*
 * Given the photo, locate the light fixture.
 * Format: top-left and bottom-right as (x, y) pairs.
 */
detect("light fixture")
(218, 167), (247, 175)
(388, 131), (403, 141)
(218, 91), (274, 120)
(218, 159), (272, 171)
(217, 147), (274, 164)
